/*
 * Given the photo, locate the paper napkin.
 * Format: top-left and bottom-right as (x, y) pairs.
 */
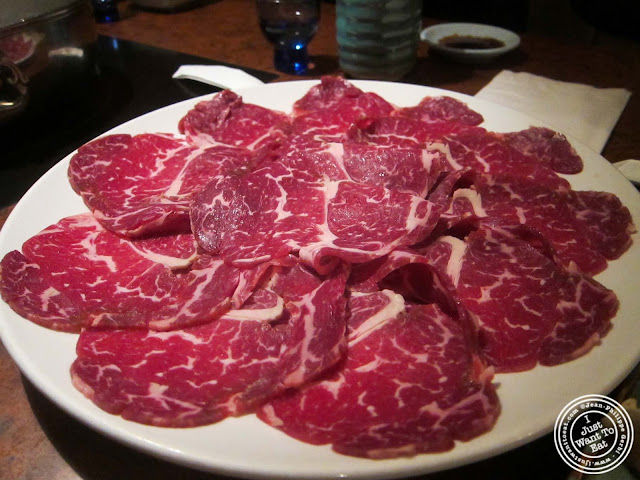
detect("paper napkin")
(172, 65), (265, 91)
(475, 70), (631, 153)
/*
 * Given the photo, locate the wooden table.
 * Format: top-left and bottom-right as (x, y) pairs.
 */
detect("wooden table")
(1, 1), (639, 478)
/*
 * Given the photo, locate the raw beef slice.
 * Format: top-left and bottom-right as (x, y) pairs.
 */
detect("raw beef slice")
(469, 173), (632, 275)
(191, 153), (441, 273)
(347, 115), (476, 148)
(432, 127), (571, 191)
(566, 189), (635, 261)
(291, 76), (395, 141)
(72, 315), (290, 427)
(424, 224), (619, 372)
(258, 297), (500, 459)
(179, 89), (290, 151)
(499, 126), (583, 174)
(0, 213), (240, 332)
(347, 248), (470, 327)
(276, 139), (443, 197)
(71, 263), (348, 427)
(341, 142), (444, 197)
(398, 95), (484, 126)
(69, 133), (253, 237)
(270, 263), (349, 387)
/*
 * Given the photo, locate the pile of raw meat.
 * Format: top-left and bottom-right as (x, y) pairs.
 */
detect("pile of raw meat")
(0, 76), (634, 459)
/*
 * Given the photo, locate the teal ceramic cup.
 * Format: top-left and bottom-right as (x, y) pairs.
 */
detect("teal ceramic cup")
(336, 0), (422, 80)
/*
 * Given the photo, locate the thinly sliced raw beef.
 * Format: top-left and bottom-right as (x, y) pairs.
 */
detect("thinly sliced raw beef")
(433, 127), (571, 191)
(70, 263), (347, 427)
(277, 140), (442, 197)
(425, 168), (485, 234)
(275, 141), (350, 180)
(347, 116), (475, 148)
(191, 153), (441, 273)
(423, 224), (619, 372)
(346, 289), (405, 338)
(341, 143), (443, 197)
(300, 177), (441, 272)
(499, 126), (583, 174)
(293, 76), (394, 117)
(348, 249), (456, 306)
(349, 122), (576, 203)
(72, 315), (289, 427)
(270, 263), (349, 387)
(221, 286), (284, 321)
(566, 190), (635, 260)
(347, 248), (478, 348)
(230, 255), (297, 309)
(291, 76), (395, 141)
(426, 168), (634, 274)
(349, 119), (580, 181)
(190, 160), (327, 263)
(0, 214), (240, 332)
(124, 231), (199, 269)
(69, 133), (253, 237)
(398, 96), (484, 126)
(467, 174), (630, 274)
(258, 298), (500, 459)
(179, 90), (290, 150)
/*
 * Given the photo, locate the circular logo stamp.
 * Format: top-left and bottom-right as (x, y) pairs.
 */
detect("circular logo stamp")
(554, 394), (634, 474)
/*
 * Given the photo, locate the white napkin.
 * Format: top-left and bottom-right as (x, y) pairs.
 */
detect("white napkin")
(612, 159), (640, 185)
(475, 70), (631, 153)
(172, 65), (265, 91)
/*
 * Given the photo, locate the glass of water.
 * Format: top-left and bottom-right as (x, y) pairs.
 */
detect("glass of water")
(257, 0), (320, 75)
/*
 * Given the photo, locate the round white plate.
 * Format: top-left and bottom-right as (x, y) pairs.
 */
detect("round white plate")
(421, 22), (521, 63)
(1, 80), (639, 479)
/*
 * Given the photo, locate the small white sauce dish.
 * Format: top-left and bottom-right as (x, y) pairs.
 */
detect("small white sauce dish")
(420, 22), (521, 63)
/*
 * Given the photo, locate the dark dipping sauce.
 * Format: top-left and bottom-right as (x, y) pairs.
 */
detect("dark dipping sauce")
(438, 34), (505, 49)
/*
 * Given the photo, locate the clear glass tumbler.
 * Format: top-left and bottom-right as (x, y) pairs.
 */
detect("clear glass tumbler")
(336, 0), (422, 80)
(257, 0), (320, 75)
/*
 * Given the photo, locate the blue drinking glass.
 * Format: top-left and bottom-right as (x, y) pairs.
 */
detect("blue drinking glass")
(91, 0), (120, 23)
(257, 0), (320, 75)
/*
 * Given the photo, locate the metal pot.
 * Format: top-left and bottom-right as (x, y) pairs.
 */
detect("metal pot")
(0, 0), (97, 124)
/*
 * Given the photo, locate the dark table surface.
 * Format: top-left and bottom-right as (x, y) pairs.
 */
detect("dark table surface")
(1, 1), (639, 479)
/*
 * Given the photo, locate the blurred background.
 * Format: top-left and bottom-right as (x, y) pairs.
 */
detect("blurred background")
(421, 0), (639, 42)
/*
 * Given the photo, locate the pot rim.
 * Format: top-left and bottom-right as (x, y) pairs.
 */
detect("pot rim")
(0, 0), (91, 36)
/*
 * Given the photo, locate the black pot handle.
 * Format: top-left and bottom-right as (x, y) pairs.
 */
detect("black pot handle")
(0, 54), (29, 114)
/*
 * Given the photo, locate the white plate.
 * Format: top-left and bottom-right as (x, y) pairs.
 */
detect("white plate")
(1, 80), (639, 479)
(421, 22), (521, 63)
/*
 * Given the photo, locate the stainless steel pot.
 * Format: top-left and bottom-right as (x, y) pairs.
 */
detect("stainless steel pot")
(0, 0), (97, 123)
